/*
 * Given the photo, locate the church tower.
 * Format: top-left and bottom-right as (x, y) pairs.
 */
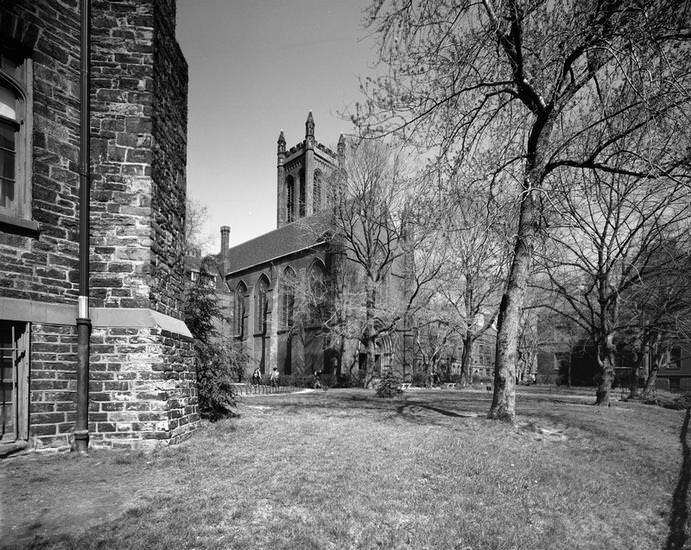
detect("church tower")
(276, 112), (340, 228)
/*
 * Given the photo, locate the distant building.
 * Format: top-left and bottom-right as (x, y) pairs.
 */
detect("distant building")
(654, 344), (691, 391)
(0, 1), (197, 451)
(224, 114), (413, 384)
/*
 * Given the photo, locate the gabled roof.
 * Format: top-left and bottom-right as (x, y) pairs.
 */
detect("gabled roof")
(226, 216), (332, 276)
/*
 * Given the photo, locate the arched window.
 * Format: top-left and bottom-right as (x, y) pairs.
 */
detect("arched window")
(234, 281), (248, 338)
(313, 169), (322, 212)
(280, 267), (296, 329)
(308, 261), (327, 324)
(286, 175), (294, 223)
(298, 169), (306, 218)
(254, 275), (270, 334)
(0, 51), (30, 221)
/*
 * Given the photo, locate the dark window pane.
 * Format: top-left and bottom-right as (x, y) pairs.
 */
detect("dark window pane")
(0, 178), (14, 207)
(0, 120), (15, 151)
(0, 149), (14, 180)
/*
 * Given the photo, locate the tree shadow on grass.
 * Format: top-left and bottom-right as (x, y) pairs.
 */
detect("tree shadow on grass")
(396, 402), (479, 419)
(244, 390), (492, 426)
(665, 407), (691, 550)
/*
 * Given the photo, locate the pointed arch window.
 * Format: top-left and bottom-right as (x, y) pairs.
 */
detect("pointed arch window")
(254, 275), (270, 335)
(234, 282), (248, 338)
(308, 261), (327, 324)
(299, 169), (306, 218)
(313, 169), (322, 212)
(280, 267), (296, 330)
(286, 175), (295, 223)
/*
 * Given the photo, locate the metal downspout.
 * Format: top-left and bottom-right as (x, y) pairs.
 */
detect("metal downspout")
(74, 0), (91, 453)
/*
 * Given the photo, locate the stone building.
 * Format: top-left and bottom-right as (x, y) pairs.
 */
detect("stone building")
(224, 114), (413, 384)
(0, 0), (196, 451)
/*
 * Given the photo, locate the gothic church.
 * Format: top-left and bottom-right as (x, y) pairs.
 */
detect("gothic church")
(221, 113), (410, 384)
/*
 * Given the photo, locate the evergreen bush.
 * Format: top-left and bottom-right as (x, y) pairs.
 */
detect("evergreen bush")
(376, 370), (403, 398)
(184, 270), (243, 421)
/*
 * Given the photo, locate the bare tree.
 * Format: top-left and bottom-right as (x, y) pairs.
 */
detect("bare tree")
(539, 164), (690, 404)
(620, 240), (691, 398)
(327, 138), (435, 386)
(184, 197), (214, 255)
(409, 290), (461, 383)
(359, 0), (691, 419)
(433, 158), (511, 383)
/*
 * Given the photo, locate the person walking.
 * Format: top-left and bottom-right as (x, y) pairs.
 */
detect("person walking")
(313, 370), (322, 390)
(251, 367), (262, 388)
(270, 367), (279, 388)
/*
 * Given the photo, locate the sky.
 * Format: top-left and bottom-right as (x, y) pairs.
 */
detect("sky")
(176, 0), (376, 253)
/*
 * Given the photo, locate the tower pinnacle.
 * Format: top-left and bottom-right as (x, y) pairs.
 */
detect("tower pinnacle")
(305, 111), (314, 138)
(277, 130), (286, 154)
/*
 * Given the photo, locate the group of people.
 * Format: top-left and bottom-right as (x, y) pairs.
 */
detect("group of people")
(251, 367), (280, 388)
(249, 367), (326, 390)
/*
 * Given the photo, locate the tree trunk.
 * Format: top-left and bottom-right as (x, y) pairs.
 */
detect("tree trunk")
(488, 185), (539, 423)
(628, 348), (645, 399)
(460, 332), (473, 385)
(595, 334), (616, 406)
(641, 366), (659, 399)
(363, 281), (377, 387)
(641, 340), (665, 399)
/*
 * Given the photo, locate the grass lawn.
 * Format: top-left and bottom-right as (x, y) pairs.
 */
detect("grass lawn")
(1, 386), (687, 549)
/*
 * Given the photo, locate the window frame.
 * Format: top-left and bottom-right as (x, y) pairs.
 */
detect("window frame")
(0, 48), (33, 229)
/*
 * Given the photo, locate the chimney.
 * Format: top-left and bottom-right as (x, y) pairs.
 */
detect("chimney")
(220, 225), (230, 255)
(220, 225), (230, 277)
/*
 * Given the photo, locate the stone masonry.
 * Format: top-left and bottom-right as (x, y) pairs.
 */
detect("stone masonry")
(0, 0), (198, 450)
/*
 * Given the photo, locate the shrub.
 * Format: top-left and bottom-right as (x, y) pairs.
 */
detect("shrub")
(376, 370), (403, 398)
(183, 267), (243, 421)
(195, 340), (243, 421)
(412, 371), (427, 387)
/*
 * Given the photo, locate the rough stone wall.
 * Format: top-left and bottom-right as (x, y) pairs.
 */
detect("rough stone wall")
(0, 3), (81, 304)
(0, 0), (196, 449)
(29, 323), (197, 449)
(90, 1), (156, 309)
(150, 0), (188, 319)
(29, 324), (79, 448)
(89, 0), (187, 316)
(158, 329), (198, 441)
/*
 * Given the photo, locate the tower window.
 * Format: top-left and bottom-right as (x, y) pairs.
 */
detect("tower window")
(299, 169), (305, 218)
(314, 170), (322, 212)
(286, 175), (294, 223)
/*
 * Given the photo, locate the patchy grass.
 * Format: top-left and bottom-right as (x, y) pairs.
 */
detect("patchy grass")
(1, 387), (687, 549)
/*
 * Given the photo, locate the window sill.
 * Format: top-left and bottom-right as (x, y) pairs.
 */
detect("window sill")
(0, 213), (40, 235)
